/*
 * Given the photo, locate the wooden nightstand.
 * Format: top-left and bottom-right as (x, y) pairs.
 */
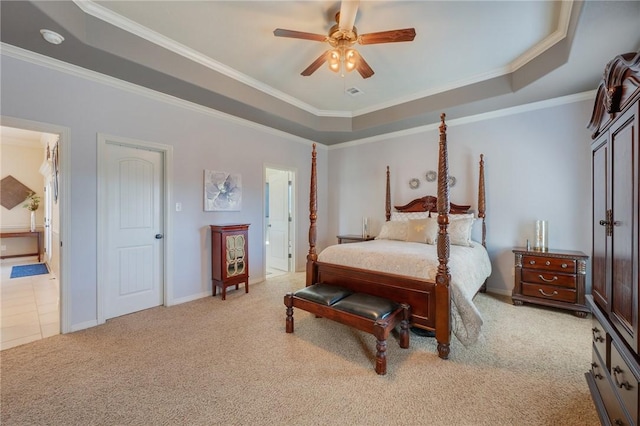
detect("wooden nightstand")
(337, 234), (375, 244)
(512, 248), (589, 318)
(210, 224), (249, 300)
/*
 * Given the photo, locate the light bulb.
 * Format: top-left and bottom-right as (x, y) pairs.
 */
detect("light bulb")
(344, 49), (357, 72)
(328, 49), (341, 73)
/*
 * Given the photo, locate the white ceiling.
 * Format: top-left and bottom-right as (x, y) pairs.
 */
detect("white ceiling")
(1, 1), (639, 144)
(91, 0), (562, 113)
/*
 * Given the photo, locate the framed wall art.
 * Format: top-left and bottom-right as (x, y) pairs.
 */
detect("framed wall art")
(204, 170), (242, 211)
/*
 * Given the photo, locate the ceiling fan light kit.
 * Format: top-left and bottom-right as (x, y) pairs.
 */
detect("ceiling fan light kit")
(273, 1), (415, 79)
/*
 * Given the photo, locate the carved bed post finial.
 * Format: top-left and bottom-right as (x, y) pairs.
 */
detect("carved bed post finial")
(385, 166), (391, 222)
(436, 112), (451, 359)
(478, 154), (486, 247)
(306, 143), (318, 286)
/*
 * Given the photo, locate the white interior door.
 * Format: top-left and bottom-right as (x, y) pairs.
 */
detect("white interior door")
(105, 143), (164, 319)
(267, 170), (290, 271)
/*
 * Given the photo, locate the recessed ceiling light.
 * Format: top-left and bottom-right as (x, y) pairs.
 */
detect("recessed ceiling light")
(40, 29), (64, 45)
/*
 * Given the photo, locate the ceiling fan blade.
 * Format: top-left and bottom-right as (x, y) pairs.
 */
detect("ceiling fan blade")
(339, 0), (360, 31)
(273, 28), (327, 42)
(301, 51), (331, 76)
(359, 28), (416, 45)
(354, 52), (374, 79)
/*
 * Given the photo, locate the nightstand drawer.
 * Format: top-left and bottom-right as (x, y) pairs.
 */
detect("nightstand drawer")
(522, 255), (576, 273)
(611, 343), (639, 424)
(521, 270), (577, 289)
(521, 283), (576, 303)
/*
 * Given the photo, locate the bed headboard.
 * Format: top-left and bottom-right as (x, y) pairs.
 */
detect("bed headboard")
(394, 196), (471, 215)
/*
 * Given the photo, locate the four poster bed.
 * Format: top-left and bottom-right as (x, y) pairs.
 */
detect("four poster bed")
(305, 114), (491, 359)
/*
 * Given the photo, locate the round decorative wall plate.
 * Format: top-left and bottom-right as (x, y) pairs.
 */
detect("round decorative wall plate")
(425, 171), (437, 182)
(448, 176), (457, 187)
(409, 178), (420, 189)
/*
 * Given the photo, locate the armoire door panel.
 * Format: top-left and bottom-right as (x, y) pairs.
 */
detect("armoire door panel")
(592, 138), (610, 311)
(609, 108), (639, 351)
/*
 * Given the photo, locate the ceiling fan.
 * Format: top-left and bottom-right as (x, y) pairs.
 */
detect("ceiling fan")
(273, 0), (416, 79)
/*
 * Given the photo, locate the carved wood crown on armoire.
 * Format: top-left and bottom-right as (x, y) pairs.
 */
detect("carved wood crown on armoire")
(585, 51), (640, 426)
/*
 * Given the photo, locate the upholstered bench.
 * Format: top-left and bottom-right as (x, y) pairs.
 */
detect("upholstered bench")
(284, 283), (410, 375)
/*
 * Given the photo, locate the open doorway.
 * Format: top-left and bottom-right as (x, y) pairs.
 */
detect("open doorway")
(265, 166), (295, 278)
(0, 123), (64, 350)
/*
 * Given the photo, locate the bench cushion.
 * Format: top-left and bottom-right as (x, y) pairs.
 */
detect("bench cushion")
(294, 283), (353, 306)
(332, 293), (399, 321)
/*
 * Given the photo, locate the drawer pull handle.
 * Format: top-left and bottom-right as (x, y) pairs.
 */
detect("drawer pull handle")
(614, 420), (624, 426)
(613, 366), (632, 390)
(545, 261), (550, 266)
(561, 263), (568, 268)
(529, 260), (535, 265)
(538, 289), (558, 297)
(538, 275), (558, 283)
(591, 362), (603, 379)
(591, 327), (604, 343)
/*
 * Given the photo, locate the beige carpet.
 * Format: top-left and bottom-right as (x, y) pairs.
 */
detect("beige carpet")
(1, 273), (598, 425)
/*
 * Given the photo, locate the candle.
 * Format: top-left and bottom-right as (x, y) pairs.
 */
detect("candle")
(534, 220), (548, 251)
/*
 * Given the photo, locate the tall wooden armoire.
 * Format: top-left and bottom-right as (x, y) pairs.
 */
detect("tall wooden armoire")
(586, 51), (640, 425)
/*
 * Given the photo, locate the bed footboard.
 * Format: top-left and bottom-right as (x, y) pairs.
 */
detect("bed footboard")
(313, 262), (436, 331)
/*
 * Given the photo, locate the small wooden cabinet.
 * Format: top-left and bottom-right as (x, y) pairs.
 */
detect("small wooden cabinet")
(512, 248), (589, 317)
(210, 224), (249, 300)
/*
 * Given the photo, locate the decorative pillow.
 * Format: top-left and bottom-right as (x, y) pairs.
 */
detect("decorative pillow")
(407, 218), (439, 244)
(447, 217), (475, 246)
(450, 213), (475, 220)
(375, 221), (408, 241)
(391, 211), (431, 221)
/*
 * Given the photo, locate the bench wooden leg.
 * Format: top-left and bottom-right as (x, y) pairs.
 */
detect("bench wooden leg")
(284, 293), (294, 333)
(375, 338), (387, 375)
(373, 320), (389, 375)
(400, 303), (410, 349)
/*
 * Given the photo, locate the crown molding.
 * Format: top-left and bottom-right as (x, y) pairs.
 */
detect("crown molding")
(73, 0), (352, 119)
(330, 90), (595, 150)
(1, 43), (322, 149)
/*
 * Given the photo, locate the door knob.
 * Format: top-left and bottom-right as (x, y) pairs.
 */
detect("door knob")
(155, 234), (164, 239)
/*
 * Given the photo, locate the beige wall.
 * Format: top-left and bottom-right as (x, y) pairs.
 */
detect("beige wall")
(0, 142), (45, 258)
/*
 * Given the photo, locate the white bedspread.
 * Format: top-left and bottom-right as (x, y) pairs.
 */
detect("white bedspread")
(317, 239), (492, 346)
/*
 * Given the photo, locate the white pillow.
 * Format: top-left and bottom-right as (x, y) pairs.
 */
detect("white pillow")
(391, 211), (432, 221)
(446, 217), (475, 246)
(450, 213), (475, 220)
(376, 221), (408, 241)
(407, 218), (439, 244)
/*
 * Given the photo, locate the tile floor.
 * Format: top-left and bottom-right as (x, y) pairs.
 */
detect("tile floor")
(0, 258), (60, 351)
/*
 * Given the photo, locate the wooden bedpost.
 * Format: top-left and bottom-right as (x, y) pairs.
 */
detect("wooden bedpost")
(435, 113), (451, 360)
(385, 166), (391, 222)
(306, 144), (318, 286)
(478, 154), (486, 248)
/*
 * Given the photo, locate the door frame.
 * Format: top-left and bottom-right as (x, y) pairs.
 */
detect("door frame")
(0, 115), (71, 333)
(97, 134), (174, 324)
(264, 164), (296, 276)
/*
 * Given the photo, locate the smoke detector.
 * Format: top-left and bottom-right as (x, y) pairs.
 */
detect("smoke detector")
(40, 29), (65, 45)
